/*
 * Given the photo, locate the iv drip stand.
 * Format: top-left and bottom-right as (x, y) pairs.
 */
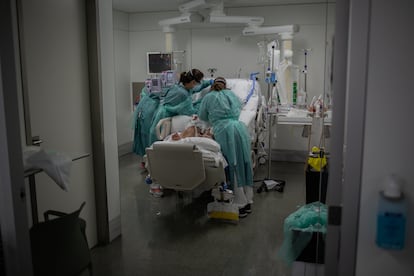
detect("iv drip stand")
(255, 44), (285, 193)
(266, 45), (275, 180)
(304, 49), (308, 92)
(301, 48), (312, 101)
(255, 101), (285, 193)
(266, 110), (275, 180)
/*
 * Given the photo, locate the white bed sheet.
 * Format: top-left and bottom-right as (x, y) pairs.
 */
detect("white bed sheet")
(227, 79), (262, 142)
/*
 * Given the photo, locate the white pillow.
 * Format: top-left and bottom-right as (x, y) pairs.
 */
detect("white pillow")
(171, 115), (192, 133)
(226, 79), (257, 102)
(227, 79), (249, 101)
(192, 84), (212, 102)
(180, 137), (221, 152)
(185, 117), (211, 132)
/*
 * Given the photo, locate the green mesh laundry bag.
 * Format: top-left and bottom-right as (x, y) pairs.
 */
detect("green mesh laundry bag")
(278, 202), (327, 265)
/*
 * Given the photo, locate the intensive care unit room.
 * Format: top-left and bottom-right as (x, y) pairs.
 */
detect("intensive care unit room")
(1, 0), (413, 276)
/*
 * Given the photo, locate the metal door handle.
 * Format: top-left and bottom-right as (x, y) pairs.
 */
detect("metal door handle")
(32, 135), (43, 146)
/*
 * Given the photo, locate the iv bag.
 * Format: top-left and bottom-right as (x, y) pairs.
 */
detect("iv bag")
(257, 41), (267, 64)
(267, 40), (280, 71)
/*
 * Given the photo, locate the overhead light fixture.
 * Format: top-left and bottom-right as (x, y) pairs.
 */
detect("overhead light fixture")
(209, 15), (264, 27)
(208, 1), (264, 27)
(159, 13), (204, 32)
(159, 13), (203, 26)
(242, 24), (299, 36)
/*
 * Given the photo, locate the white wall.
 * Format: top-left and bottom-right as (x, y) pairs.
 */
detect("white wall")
(355, 1), (414, 275)
(113, 10), (132, 148)
(126, 3), (335, 153)
(129, 11), (181, 80)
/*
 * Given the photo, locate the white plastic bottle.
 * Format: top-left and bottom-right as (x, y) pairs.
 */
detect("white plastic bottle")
(297, 89), (306, 107)
(376, 174), (407, 250)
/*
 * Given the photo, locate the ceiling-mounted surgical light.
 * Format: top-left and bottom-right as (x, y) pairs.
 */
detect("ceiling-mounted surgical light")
(158, 0), (206, 33)
(158, 13), (204, 32)
(159, 13), (203, 27)
(208, 1), (264, 27)
(242, 24), (300, 36)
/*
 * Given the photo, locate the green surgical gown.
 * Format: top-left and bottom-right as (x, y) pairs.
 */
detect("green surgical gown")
(132, 88), (162, 156)
(198, 89), (253, 188)
(148, 80), (211, 144)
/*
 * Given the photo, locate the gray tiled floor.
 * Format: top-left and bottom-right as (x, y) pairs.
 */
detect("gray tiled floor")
(90, 153), (309, 276)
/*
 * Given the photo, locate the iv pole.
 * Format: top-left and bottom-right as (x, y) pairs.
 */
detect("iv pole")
(267, 45), (275, 181)
(301, 49), (311, 94)
(256, 43), (285, 193)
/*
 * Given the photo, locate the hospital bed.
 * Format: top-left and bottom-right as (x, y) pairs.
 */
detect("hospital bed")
(159, 78), (265, 164)
(227, 78), (266, 169)
(146, 78), (265, 192)
(145, 136), (227, 197)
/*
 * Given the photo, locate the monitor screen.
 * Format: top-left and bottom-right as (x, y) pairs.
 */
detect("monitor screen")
(151, 79), (160, 86)
(147, 52), (172, 74)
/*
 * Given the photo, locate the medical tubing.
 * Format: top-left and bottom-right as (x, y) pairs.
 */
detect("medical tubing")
(245, 72), (259, 104)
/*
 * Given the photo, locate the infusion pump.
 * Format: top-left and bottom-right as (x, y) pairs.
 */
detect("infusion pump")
(145, 70), (177, 93)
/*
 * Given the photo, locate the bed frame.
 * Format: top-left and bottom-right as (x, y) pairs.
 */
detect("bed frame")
(145, 141), (226, 193)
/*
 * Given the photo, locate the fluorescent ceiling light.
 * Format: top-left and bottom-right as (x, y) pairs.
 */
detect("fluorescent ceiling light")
(209, 15), (264, 27)
(242, 25), (299, 36)
(178, 0), (208, 13)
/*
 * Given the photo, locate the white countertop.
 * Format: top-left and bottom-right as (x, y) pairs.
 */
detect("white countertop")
(275, 108), (332, 126)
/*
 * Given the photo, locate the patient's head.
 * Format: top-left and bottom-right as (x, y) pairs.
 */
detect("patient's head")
(171, 126), (197, 141)
(182, 125), (197, 138)
(171, 126), (213, 141)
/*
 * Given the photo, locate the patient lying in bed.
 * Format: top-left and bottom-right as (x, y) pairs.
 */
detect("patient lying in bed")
(146, 124), (228, 198)
(146, 116), (228, 197)
(164, 125), (227, 168)
(169, 125), (213, 141)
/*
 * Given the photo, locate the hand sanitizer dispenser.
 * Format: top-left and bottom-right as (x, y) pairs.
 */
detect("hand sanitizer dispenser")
(376, 174), (407, 250)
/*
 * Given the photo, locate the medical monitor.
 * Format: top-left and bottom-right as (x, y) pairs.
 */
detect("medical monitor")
(147, 52), (172, 75)
(151, 78), (162, 92)
(161, 70), (177, 87)
(145, 77), (162, 93)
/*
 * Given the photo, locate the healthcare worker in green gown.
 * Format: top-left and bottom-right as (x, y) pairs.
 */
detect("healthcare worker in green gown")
(132, 86), (164, 164)
(148, 68), (211, 145)
(198, 77), (254, 218)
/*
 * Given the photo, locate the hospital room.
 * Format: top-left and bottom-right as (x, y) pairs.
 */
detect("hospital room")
(2, 0), (413, 276)
(116, 0), (334, 275)
(113, 1), (335, 275)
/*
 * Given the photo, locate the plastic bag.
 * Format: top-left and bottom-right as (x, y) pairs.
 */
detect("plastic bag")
(307, 146), (327, 172)
(24, 147), (72, 191)
(207, 201), (239, 222)
(278, 202), (327, 265)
